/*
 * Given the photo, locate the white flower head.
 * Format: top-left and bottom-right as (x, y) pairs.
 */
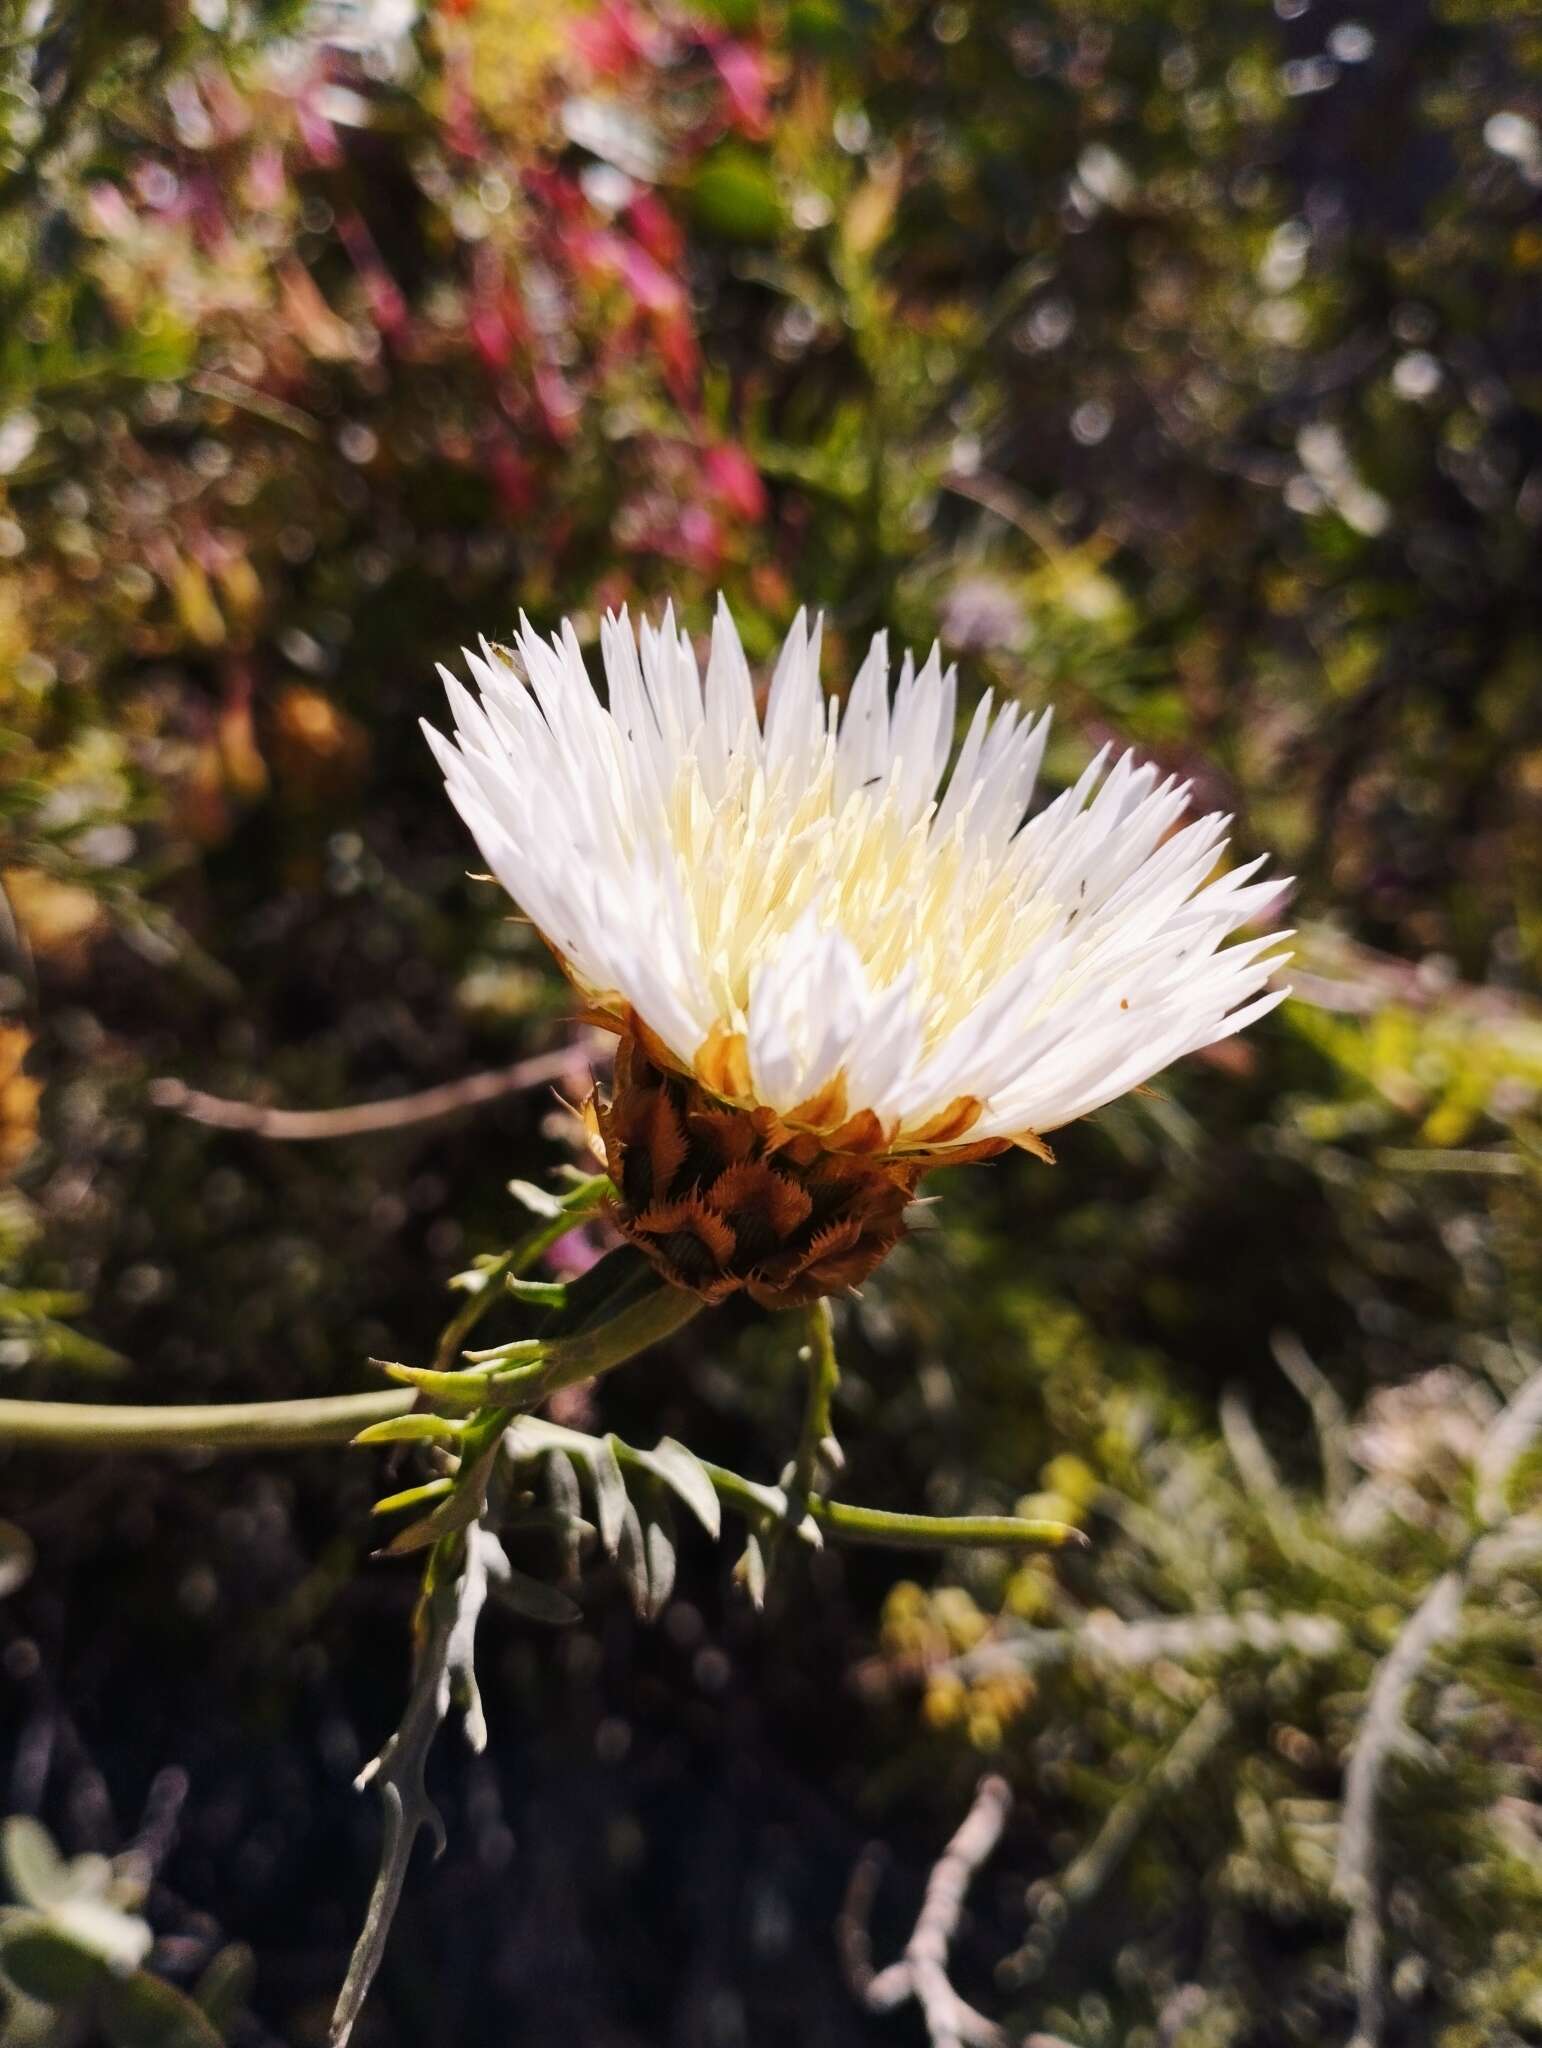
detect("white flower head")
(425, 599), (1290, 1164)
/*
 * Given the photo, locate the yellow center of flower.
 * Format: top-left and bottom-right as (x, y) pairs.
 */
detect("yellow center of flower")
(662, 745), (1050, 1054)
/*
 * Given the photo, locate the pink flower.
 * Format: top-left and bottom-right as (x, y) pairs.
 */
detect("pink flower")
(469, 250), (524, 371)
(86, 182), (138, 239)
(294, 93), (344, 169)
(706, 35), (773, 139)
(571, 0), (667, 77)
(703, 443), (768, 523)
(543, 1225), (605, 1279)
(626, 190), (685, 269)
(337, 210), (410, 343)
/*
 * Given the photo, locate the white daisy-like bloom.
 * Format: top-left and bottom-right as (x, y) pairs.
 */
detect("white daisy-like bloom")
(424, 599), (1289, 1163)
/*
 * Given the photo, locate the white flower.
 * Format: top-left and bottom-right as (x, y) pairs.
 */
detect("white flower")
(425, 600), (1290, 1160)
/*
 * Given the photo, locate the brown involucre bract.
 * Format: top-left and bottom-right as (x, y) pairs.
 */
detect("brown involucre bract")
(590, 1029), (1007, 1307)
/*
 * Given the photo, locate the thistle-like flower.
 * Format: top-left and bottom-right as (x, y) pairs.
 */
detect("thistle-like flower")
(426, 602), (1289, 1305)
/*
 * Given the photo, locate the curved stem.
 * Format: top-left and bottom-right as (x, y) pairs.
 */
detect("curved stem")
(0, 1388), (413, 1453)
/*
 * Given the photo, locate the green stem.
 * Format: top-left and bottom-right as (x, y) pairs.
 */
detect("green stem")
(0, 1301), (1081, 1553)
(770, 1297), (842, 1576)
(0, 1389), (413, 1453)
(0, 1279), (692, 1471)
(792, 1297), (841, 1496)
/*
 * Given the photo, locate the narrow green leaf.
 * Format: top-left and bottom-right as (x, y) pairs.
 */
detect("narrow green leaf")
(351, 1415), (463, 1447)
(371, 1478), (453, 1518)
(379, 1440), (502, 1555)
(376, 1360), (504, 1403)
(461, 1337), (545, 1367)
(505, 1276), (568, 1309)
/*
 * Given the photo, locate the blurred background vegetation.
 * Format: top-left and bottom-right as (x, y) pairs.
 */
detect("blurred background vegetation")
(1, 0), (1540, 2042)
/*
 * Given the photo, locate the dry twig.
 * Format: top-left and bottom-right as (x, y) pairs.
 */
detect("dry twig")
(149, 1036), (607, 1141)
(843, 1773), (1013, 2048)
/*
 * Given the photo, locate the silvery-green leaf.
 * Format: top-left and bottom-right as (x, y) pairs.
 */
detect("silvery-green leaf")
(588, 1436), (627, 1557)
(445, 1524), (504, 1754)
(736, 1532), (767, 1611)
(640, 1439), (720, 1539)
(496, 1568), (580, 1628)
(615, 1500), (651, 1619)
(543, 1448), (584, 1581)
(507, 1180), (563, 1219)
(542, 1445), (582, 1520)
(645, 1508), (677, 1618)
